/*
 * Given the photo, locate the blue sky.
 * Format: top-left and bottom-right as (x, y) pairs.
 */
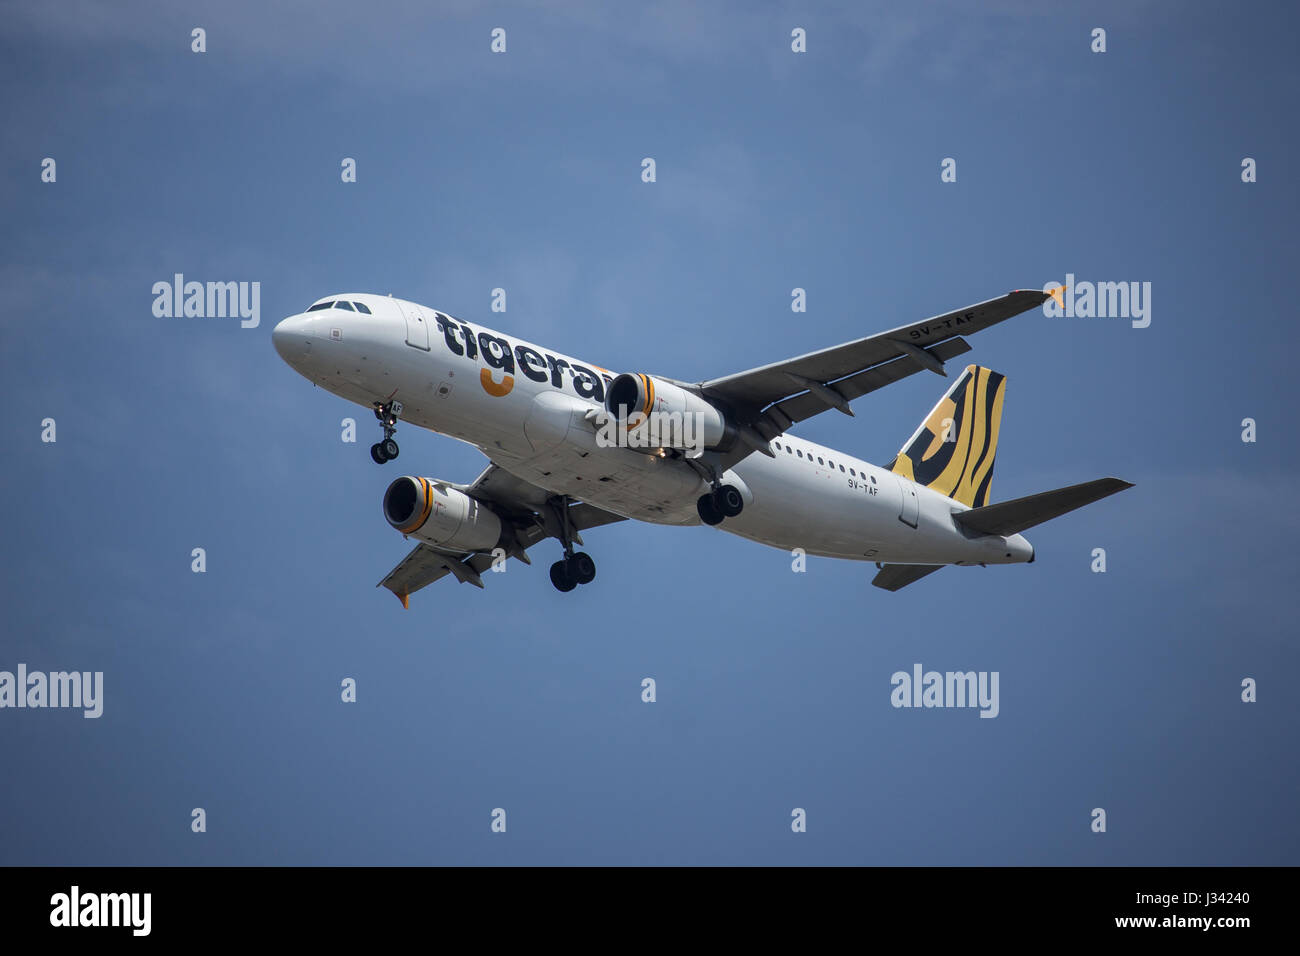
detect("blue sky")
(1, 0), (1297, 865)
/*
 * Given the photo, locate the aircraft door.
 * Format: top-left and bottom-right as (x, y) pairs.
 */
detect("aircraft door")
(398, 301), (430, 350)
(895, 474), (919, 528)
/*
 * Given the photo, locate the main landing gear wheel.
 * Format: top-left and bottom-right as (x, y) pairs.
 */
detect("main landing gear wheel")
(569, 551), (596, 585)
(697, 493), (724, 526)
(716, 485), (744, 518)
(549, 560), (578, 592)
(697, 484), (743, 525)
(549, 552), (597, 591)
(370, 399), (403, 464)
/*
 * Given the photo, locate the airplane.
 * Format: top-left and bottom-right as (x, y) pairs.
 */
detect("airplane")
(271, 290), (1133, 603)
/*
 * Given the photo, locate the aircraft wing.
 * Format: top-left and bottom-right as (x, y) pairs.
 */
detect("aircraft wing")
(696, 290), (1049, 466)
(377, 464), (626, 606)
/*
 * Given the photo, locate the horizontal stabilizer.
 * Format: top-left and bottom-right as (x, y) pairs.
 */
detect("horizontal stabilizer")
(872, 564), (944, 591)
(952, 477), (1134, 537)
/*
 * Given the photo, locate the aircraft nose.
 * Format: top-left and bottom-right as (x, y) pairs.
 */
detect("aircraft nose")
(272, 314), (311, 363)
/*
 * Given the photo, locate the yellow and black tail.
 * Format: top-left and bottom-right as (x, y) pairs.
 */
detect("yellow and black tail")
(887, 365), (1006, 508)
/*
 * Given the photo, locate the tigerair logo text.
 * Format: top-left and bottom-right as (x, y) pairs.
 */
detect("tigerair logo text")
(594, 410), (708, 458)
(50, 886), (151, 936)
(0, 664), (103, 718)
(1042, 274), (1151, 328)
(432, 314), (612, 401)
(151, 274), (260, 328)
(890, 663), (999, 718)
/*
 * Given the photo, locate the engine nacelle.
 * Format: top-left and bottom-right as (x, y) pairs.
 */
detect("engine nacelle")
(604, 373), (729, 452)
(382, 477), (502, 553)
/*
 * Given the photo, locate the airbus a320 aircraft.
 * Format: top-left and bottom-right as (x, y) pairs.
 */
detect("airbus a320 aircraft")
(272, 290), (1132, 603)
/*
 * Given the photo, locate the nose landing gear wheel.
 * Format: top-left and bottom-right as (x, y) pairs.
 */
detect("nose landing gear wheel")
(381, 438), (399, 460)
(370, 443), (388, 464)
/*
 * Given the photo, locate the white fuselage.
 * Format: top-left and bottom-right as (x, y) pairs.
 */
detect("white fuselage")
(272, 294), (1034, 567)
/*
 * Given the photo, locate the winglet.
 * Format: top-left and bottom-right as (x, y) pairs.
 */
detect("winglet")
(394, 591), (410, 610)
(1046, 284), (1065, 308)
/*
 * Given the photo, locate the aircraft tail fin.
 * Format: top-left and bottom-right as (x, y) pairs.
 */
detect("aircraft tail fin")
(952, 477), (1134, 537)
(888, 365), (1005, 508)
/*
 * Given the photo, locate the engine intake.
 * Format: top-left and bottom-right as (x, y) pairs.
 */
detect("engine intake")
(383, 477), (502, 552)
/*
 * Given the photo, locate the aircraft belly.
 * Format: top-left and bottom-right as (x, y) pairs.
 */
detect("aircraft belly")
(494, 445), (704, 526)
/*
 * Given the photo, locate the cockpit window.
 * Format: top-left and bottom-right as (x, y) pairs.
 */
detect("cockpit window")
(306, 301), (334, 312)
(335, 300), (355, 311)
(353, 302), (372, 314)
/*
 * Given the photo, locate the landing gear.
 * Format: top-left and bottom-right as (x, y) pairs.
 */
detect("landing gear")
(569, 551), (597, 584)
(548, 495), (598, 592)
(370, 400), (403, 464)
(697, 484), (744, 525)
(549, 551), (596, 592)
(697, 492), (723, 526)
(686, 456), (745, 526)
(716, 485), (744, 517)
(549, 560), (577, 592)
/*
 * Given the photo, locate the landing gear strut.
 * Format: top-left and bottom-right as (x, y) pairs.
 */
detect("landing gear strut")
(370, 400), (403, 464)
(548, 495), (597, 592)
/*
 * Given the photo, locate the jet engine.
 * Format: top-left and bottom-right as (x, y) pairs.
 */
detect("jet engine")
(382, 477), (502, 552)
(603, 373), (730, 451)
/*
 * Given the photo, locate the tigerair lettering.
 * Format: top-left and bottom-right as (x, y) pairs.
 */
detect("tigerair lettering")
(433, 312), (612, 401)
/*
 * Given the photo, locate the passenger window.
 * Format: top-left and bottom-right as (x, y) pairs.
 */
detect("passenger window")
(354, 302), (372, 314)
(850, 469), (856, 477)
(774, 442), (781, 450)
(817, 457), (824, 465)
(839, 464), (845, 472)
(335, 300), (354, 311)
(828, 460), (834, 469)
(797, 450), (803, 458)
(871, 476), (877, 483)
(786, 446), (792, 454)
(306, 301), (333, 312)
